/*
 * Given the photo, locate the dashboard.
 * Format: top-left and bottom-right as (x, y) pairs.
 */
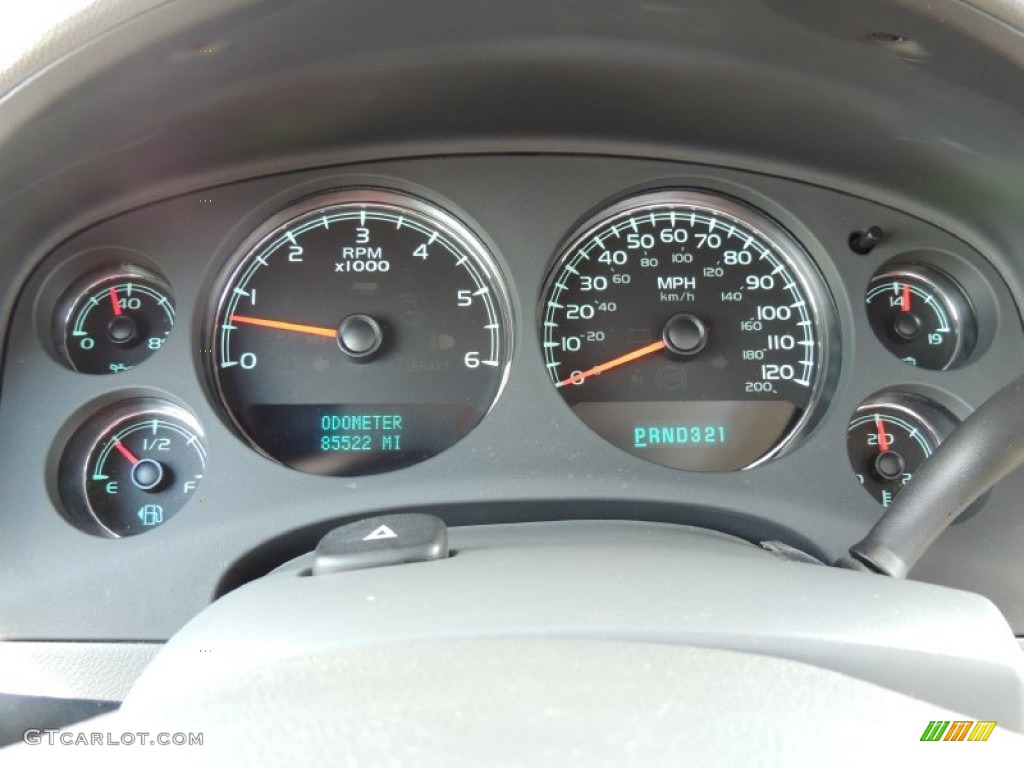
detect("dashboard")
(1, 0), (1024, 662)
(4, 152), (1024, 641)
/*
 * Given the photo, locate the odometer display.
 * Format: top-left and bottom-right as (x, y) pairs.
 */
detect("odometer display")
(541, 190), (830, 471)
(209, 190), (511, 476)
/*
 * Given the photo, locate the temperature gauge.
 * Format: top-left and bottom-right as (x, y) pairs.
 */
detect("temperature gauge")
(58, 399), (206, 536)
(847, 394), (957, 508)
(55, 266), (175, 374)
(864, 265), (975, 370)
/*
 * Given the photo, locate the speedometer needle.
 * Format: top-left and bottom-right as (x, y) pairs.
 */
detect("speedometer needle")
(230, 314), (337, 338)
(556, 340), (667, 387)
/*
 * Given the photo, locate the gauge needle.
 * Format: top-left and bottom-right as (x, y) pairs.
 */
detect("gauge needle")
(875, 415), (891, 452)
(113, 439), (139, 465)
(230, 314), (337, 339)
(901, 283), (911, 312)
(556, 340), (667, 387)
(109, 286), (123, 316)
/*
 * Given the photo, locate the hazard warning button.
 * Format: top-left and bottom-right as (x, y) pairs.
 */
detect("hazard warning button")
(311, 513), (449, 575)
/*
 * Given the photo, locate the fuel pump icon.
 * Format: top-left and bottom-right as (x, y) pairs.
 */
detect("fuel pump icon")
(137, 504), (164, 527)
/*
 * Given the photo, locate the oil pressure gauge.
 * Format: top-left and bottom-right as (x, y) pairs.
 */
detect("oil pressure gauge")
(54, 265), (175, 374)
(847, 393), (957, 508)
(865, 264), (975, 370)
(58, 399), (206, 536)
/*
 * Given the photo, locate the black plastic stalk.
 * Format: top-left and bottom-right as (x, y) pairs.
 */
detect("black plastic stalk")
(837, 372), (1024, 577)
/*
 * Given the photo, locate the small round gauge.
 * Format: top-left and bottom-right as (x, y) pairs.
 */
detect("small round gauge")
(865, 264), (975, 370)
(847, 394), (957, 508)
(207, 189), (511, 476)
(540, 189), (833, 472)
(55, 266), (175, 374)
(58, 399), (206, 536)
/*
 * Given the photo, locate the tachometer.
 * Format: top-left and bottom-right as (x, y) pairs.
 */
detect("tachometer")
(540, 190), (832, 471)
(208, 190), (511, 476)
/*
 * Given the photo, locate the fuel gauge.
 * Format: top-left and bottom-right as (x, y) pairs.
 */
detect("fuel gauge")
(847, 394), (957, 507)
(865, 265), (975, 370)
(58, 399), (206, 536)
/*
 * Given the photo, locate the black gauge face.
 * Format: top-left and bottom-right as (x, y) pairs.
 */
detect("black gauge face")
(55, 266), (174, 374)
(847, 396), (956, 507)
(541, 190), (831, 471)
(209, 190), (511, 476)
(59, 399), (206, 536)
(865, 265), (975, 370)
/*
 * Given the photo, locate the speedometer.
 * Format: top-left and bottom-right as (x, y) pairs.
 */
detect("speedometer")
(540, 190), (833, 471)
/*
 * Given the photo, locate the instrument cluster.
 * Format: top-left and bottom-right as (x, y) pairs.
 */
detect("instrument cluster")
(16, 158), (1018, 537)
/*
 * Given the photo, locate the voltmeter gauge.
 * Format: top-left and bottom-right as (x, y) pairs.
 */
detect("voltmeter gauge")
(55, 265), (175, 374)
(58, 399), (206, 536)
(846, 394), (957, 508)
(865, 265), (975, 370)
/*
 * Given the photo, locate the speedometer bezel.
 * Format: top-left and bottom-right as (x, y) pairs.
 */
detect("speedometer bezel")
(204, 187), (514, 474)
(538, 188), (837, 470)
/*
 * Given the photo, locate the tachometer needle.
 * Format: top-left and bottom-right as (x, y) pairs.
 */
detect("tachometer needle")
(113, 439), (139, 465)
(230, 314), (337, 338)
(875, 415), (891, 452)
(556, 340), (667, 387)
(109, 286), (123, 316)
(901, 283), (911, 312)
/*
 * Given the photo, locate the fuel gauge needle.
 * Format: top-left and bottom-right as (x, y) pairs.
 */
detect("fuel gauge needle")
(229, 314), (337, 338)
(556, 340), (667, 387)
(112, 439), (139, 465)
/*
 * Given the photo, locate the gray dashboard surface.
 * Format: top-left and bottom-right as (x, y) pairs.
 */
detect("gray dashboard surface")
(128, 521), (1024, 729)
(1, 154), (1024, 640)
(11, 641), (1024, 766)
(1, 0), (1024, 647)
